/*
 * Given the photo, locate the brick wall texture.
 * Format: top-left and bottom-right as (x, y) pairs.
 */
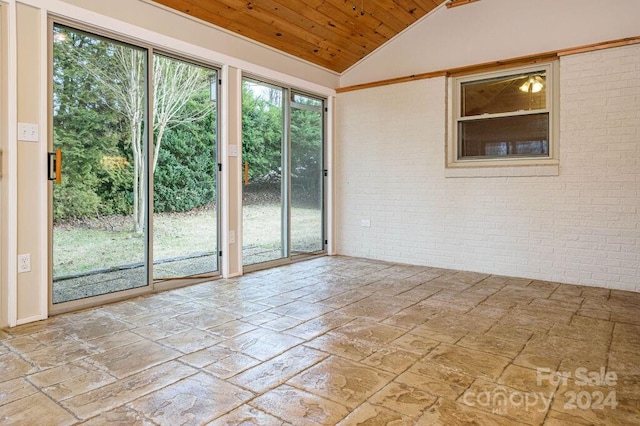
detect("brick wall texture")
(335, 44), (640, 291)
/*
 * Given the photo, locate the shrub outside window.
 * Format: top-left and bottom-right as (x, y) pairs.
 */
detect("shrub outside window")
(448, 62), (558, 167)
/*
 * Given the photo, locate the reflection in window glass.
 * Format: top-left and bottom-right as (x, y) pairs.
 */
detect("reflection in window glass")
(461, 71), (547, 116)
(459, 113), (549, 158)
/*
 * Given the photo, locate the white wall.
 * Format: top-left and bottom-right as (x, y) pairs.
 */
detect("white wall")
(335, 44), (640, 291)
(341, 0), (640, 87)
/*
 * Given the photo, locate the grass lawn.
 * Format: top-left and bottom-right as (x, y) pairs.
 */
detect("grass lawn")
(53, 203), (322, 277)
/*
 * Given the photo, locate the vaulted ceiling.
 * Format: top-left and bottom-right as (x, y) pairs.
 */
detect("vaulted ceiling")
(152, 0), (447, 73)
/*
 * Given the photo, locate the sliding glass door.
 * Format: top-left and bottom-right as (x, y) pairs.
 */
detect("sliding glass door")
(152, 56), (219, 280)
(51, 24), (149, 304)
(241, 79), (286, 265)
(242, 78), (325, 267)
(290, 92), (324, 254)
(51, 22), (220, 307)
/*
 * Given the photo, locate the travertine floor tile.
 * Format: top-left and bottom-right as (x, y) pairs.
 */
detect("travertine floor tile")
(65, 315), (132, 341)
(157, 328), (221, 354)
(368, 381), (438, 418)
(397, 367), (472, 400)
(550, 378), (640, 425)
(81, 405), (155, 425)
(0, 378), (39, 406)
(174, 310), (240, 330)
(1, 256), (638, 425)
(5, 335), (46, 354)
(131, 320), (192, 340)
(61, 361), (196, 420)
(425, 344), (510, 381)
(381, 304), (440, 329)
(456, 333), (525, 359)
(498, 364), (557, 395)
(21, 340), (96, 370)
(304, 332), (378, 361)
(230, 345), (328, 393)
(415, 398), (516, 425)
(88, 331), (143, 352)
(0, 352), (38, 383)
(221, 328), (304, 361)
(208, 404), (289, 425)
(284, 312), (355, 340)
(337, 297), (405, 321)
(336, 402), (415, 425)
(203, 352), (261, 379)
(127, 372), (253, 425)
(460, 379), (549, 425)
(389, 333), (439, 355)
(87, 340), (180, 379)
(287, 356), (394, 409)
(269, 300), (334, 321)
(0, 392), (77, 425)
(332, 320), (407, 345)
(207, 320), (257, 338)
(29, 359), (116, 401)
(178, 346), (236, 368)
(361, 347), (422, 374)
(250, 384), (349, 425)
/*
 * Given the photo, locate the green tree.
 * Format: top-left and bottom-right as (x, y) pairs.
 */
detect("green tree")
(54, 25), (215, 230)
(241, 82), (283, 182)
(52, 26), (129, 220)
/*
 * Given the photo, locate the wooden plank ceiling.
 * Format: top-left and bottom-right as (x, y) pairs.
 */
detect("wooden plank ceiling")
(152, 0), (447, 73)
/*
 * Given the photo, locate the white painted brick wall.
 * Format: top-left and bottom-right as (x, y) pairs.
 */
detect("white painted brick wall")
(335, 44), (640, 292)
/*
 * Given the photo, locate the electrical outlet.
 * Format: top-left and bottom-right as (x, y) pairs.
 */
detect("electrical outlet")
(18, 254), (31, 273)
(229, 230), (236, 244)
(361, 219), (371, 228)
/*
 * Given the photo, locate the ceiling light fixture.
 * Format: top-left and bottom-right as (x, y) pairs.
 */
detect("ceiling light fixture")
(519, 75), (544, 93)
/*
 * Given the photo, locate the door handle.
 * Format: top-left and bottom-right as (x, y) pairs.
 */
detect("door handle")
(48, 149), (62, 184)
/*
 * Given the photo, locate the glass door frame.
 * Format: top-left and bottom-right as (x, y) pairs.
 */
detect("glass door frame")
(288, 88), (326, 258)
(48, 18), (222, 314)
(241, 75), (327, 273)
(151, 52), (221, 289)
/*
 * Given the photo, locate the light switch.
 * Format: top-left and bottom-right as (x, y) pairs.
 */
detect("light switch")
(18, 123), (39, 142)
(228, 144), (238, 157)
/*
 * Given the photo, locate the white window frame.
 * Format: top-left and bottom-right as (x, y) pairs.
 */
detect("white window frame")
(447, 62), (559, 169)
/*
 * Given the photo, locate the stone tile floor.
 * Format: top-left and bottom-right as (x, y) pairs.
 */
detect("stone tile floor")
(1, 256), (639, 425)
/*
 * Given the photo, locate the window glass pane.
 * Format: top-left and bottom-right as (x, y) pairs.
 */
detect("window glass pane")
(52, 24), (148, 303)
(152, 56), (218, 280)
(292, 93), (322, 108)
(291, 93), (323, 254)
(459, 113), (549, 158)
(242, 79), (285, 266)
(461, 71), (546, 116)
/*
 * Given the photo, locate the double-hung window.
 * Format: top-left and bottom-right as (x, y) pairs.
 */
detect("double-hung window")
(448, 62), (558, 167)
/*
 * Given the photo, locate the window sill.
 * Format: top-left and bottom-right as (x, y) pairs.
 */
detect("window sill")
(444, 162), (559, 178)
